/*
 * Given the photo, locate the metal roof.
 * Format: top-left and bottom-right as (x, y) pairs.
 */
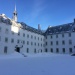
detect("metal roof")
(20, 22), (44, 35)
(44, 22), (75, 35)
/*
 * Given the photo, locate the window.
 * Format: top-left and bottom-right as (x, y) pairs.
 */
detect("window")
(43, 44), (45, 47)
(5, 28), (9, 34)
(0, 27), (1, 32)
(27, 48), (29, 53)
(45, 48), (47, 52)
(46, 42), (47, 45)
(56, 41), (58, 45)
(6, 29), (8, 31)
(62, 34), (64, 37)
(34, 42), (36, 46)
(56, 48), (59, 53)
(62, 48), (65, 53)
(31, 42), (33, 45)
(62, 40), (65, 45)
(4, 46), (7, 54)
(34, 49), (36, 53)
(38, 43), (39, 46)
(17, 40), (20, 43)
(51, 48), (53, 52)
(69, 40), (72, 45)
(5, 37), (8, 43)
(27, 41), (29, 45)
(41, 49), (42, 52)
(38, 37), (39, 40)
(0, 36), (1, 41)
(69, 48), (72, 53)
(31, 35), (33, 39)
(45, 36), (47, 39)
(43, 38), (45, 42)
(23, 33), (25, 37)
(50, 41), (53, 45)
(56, 34), (58, 38)
(18, 32), (20, 36)
(41, 38), (42, 41)
(12, 31), (14, 35)
(23, 41), (25, 44)
(50, 35), (52, 39)
(27, 34), (29, 38)
(41, 44), (42, 47)
(34, 36), (36, 39)
(69, 33), (71, 37)
(11, 38), (14, 43)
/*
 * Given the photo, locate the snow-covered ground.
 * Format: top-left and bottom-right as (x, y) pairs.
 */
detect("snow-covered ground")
(0, 52), (75, 75)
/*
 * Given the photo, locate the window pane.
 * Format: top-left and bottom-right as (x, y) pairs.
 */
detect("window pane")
(5, 37), (8, 43)
(51, 48), (53, 52)
(27, 48), (29, 53)
(62, 34), (64, 37)
(4, 46), (7, 54)
(56, 35), (58, 38)
(0, 27), (1, 32)
(62, 48), (65, 53)
(11, 39), (14, 43)
(69, 48), (72, 53)
(69, 33), (71, 37)
(0, 36), (1, 41)
(69, 40), (72, 45)
(56, 48), (59, 53)
(23, 33), (25, 37)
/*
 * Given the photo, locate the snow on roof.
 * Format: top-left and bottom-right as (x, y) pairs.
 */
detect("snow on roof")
(44, 22), (75, 35)
(20, 22), (44, 35)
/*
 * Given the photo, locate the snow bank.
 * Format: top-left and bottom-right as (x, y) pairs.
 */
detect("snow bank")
(0, 52), (70, 59)
(0, 52), (23, 59)
(24, 52), (70, 57)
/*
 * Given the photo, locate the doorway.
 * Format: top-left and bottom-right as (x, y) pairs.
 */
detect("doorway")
(15, 47), (20, 53)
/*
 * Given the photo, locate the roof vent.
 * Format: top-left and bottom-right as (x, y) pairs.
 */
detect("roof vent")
(38, 24), (41, 30)
(74, 18), (75, 24)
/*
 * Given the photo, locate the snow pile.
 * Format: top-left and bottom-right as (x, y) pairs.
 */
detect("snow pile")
(0, 52), (71, 58)
(23, 52), (70, 57)
(0, 52), (23, 59)
(0, 54), (75, 75)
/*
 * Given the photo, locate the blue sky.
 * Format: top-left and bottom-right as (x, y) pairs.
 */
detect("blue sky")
(0, 0), (75, 30)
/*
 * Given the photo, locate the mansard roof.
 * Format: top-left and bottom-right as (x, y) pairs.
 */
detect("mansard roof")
(44, 22), (75, 35)
(0, 14), (12, 25)
(1, 14), (75, 36)
(20, 22), (44, 35)
(0, 14), (44, 35)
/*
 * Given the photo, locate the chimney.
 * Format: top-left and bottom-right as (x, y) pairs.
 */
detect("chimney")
(74, 19), (75, 24)
(38, 24), (41, 30)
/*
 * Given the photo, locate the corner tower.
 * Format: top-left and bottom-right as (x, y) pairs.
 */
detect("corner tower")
(13, 5), (18, 22)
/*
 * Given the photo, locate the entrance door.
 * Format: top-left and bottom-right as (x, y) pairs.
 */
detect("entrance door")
(16, 47), (20, 53)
